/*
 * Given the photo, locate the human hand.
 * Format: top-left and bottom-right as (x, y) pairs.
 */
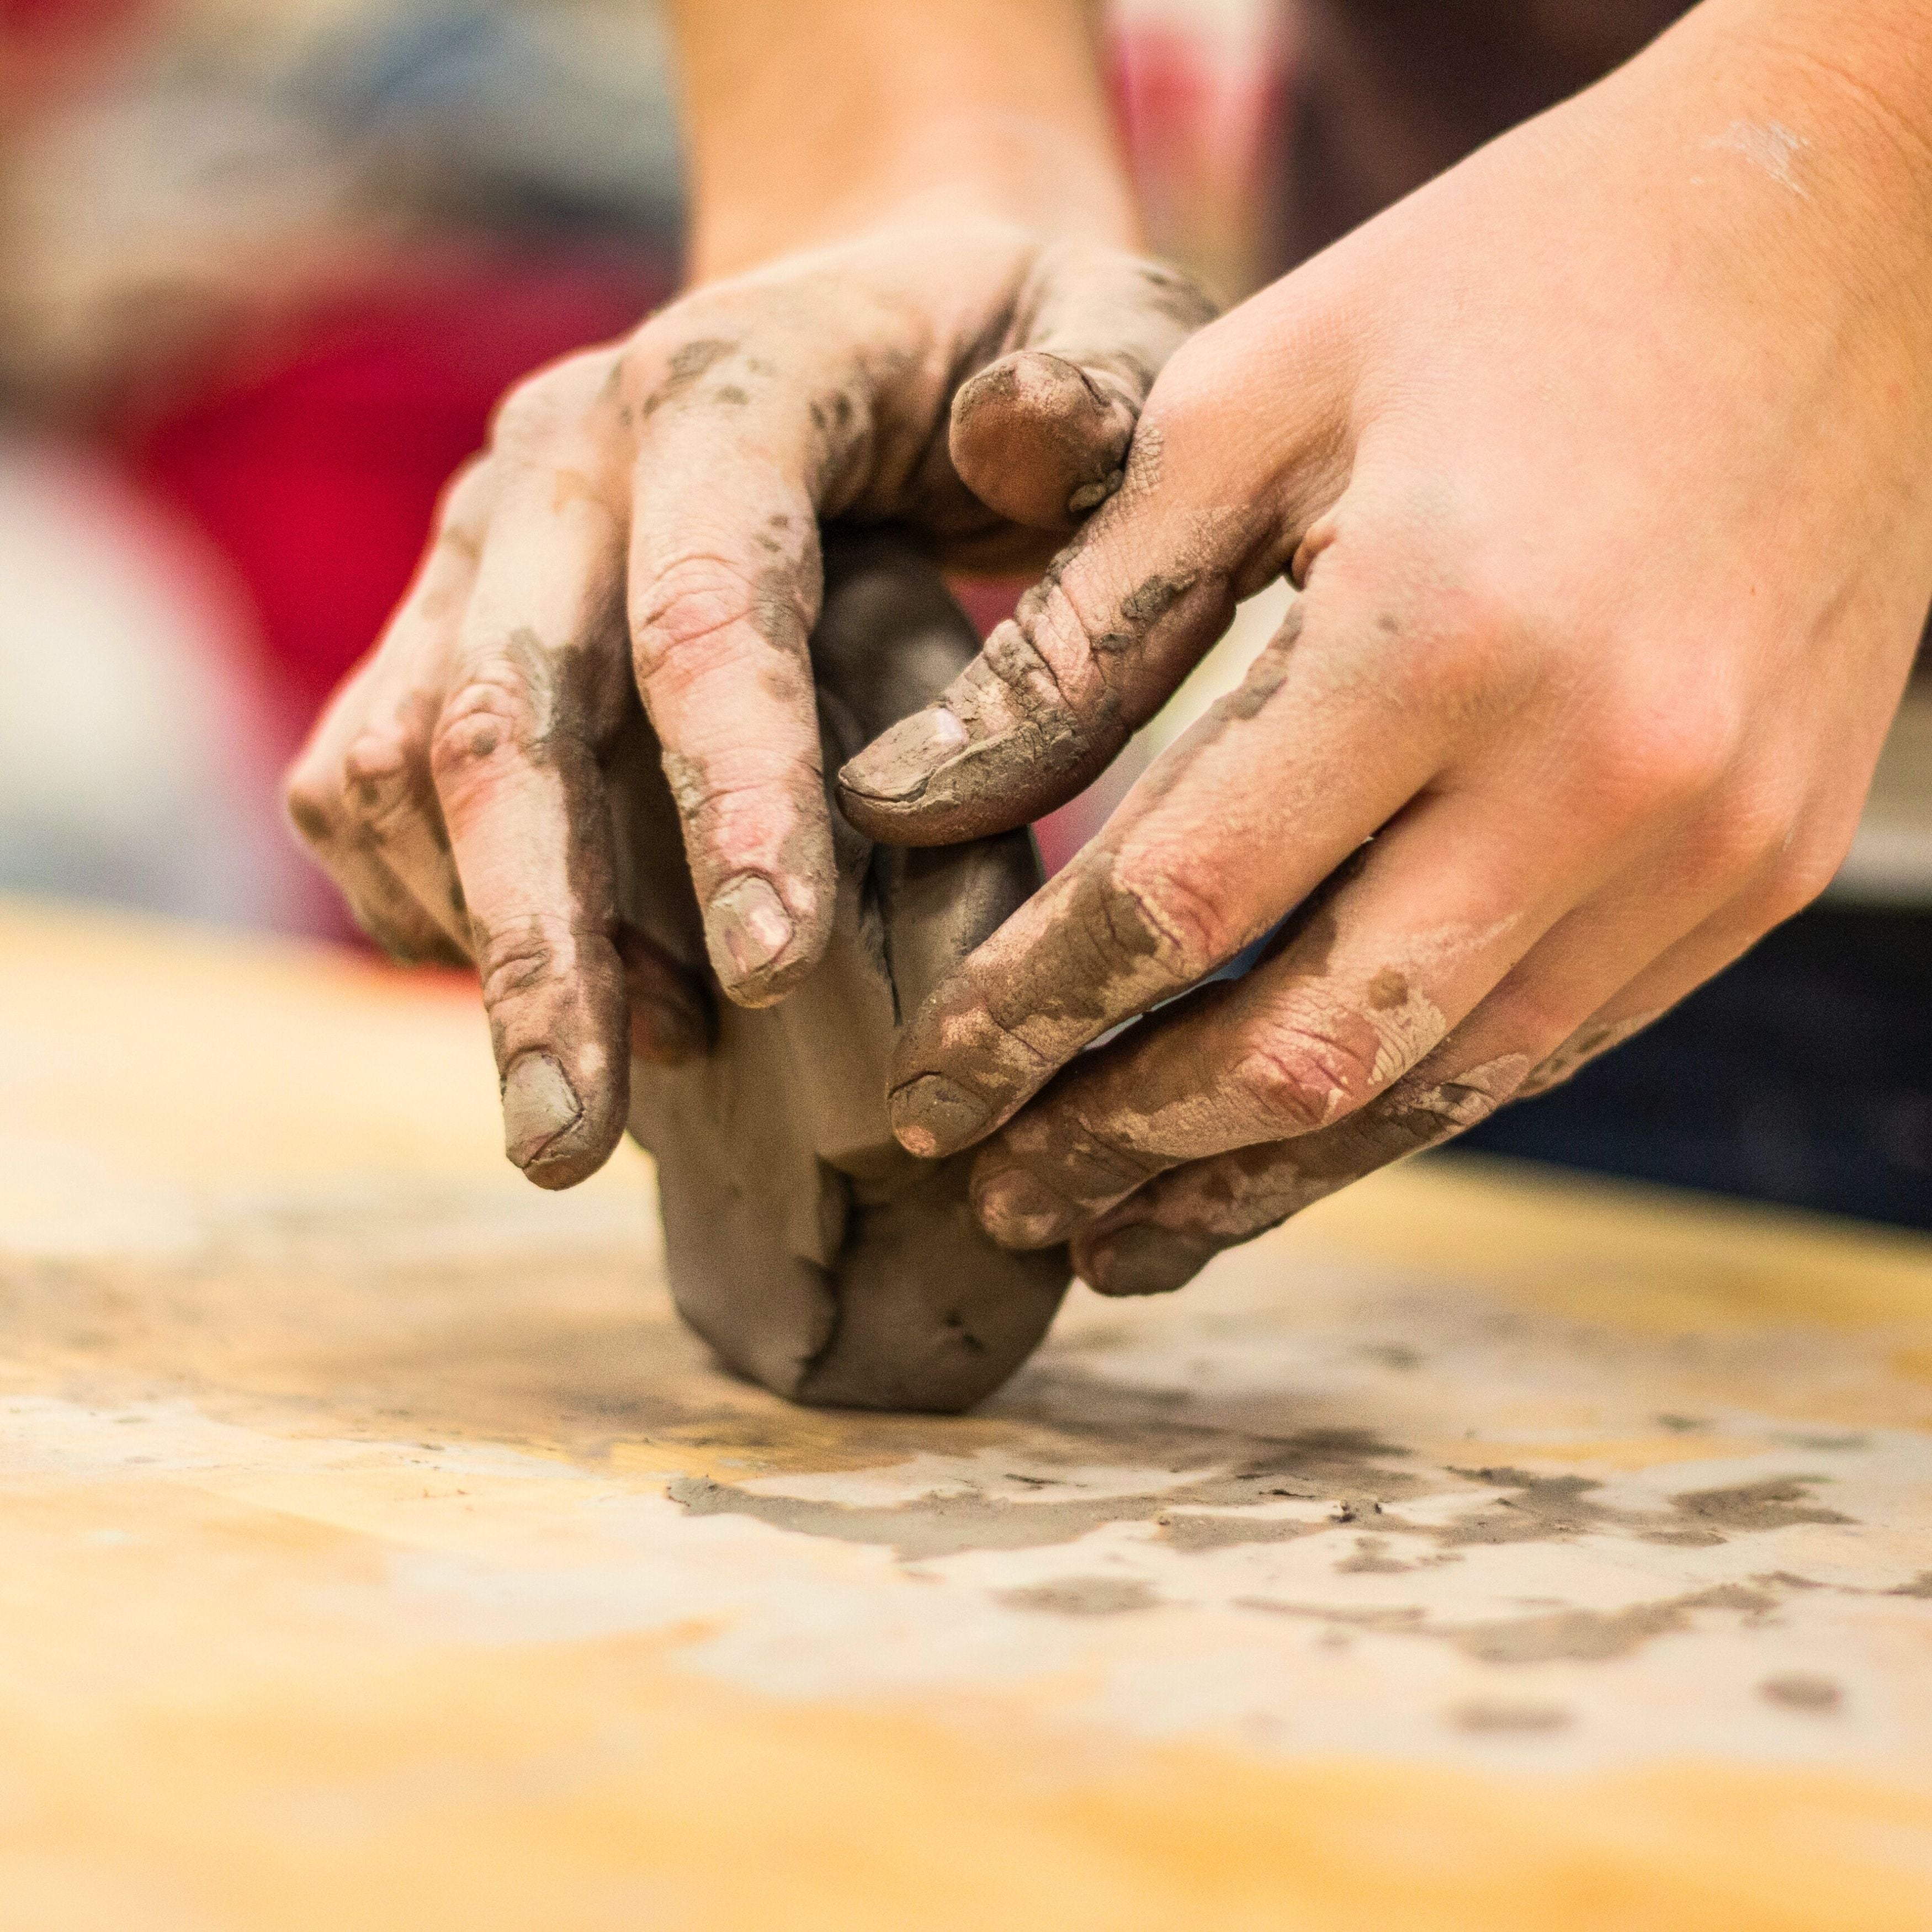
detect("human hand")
(838, 4), (1932, 1291)
(283, 225), (1212, 1189)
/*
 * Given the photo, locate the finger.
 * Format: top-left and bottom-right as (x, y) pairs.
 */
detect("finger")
(287, 676), (459, 965)
(624, 336), (861, 1007)
(964, 787), (1582, 1249)
(1069, 851), (1801, 1296)
(285, 465), (499, 963)
(1074, 1069), (1514, 1297)
(835, 475), (1245, 846)
(435, 395), (635, 1190)
(950, 248), (1216, 531)
(839, 286), (1343, 846)
(882, 596), (1460, 1160)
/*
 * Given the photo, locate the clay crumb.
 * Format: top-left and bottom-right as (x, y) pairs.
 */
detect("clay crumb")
(999, 1577), (1159, 1616)
(1759, 1673), (1843, 1714)
(1449, 1699), (1572, 1736)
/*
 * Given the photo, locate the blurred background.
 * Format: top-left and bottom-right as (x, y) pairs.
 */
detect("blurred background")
(1, 0), (1925, 1226)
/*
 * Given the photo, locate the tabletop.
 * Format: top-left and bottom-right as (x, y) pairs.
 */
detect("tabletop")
(3, 899), (1930, 1931)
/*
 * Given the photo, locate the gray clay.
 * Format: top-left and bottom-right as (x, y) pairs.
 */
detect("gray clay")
(607, 533), (1070, 1411)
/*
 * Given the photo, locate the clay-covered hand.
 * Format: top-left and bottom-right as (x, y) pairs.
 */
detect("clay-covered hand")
(282, 226), (1212, 1189)
(612, 533), (1068, 1410)
(837, 6), (1932, 1293)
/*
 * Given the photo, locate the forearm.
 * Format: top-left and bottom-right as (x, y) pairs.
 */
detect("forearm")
(666, 0), (1136, 282)
(1713, 0), (1932, 135)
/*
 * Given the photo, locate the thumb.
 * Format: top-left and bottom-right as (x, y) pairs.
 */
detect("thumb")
(844, 268), (1365, 847)
(949, 246), (1217, 533)
(838, 431), (1249, 846)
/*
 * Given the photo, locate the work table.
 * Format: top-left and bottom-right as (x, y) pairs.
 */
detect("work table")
(3, 900), (1929, 1930)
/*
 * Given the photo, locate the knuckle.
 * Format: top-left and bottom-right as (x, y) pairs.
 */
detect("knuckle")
(974, 608), (1090, 741)
(429, 671), (537, 783)
(1583, 686), (1748, 826)
(437, 454), (499, 533)
(1423, 592), (1541, 721)
(489, 352), (609, 457)
(1013, 1103), (1159, 1199)
(1310, 527), (1535, 723)
(1675, 787), (1794, 896)
(1095, 853), (1234, 985)
(500, 346), (612, 429)
(341, 726), (423, 831)
(1379, 1055), (1519, 1143)
(490, 376), (561, 455)
(1230, 1025), (1379, 1138)
(282, 766), (339, 850)
(472, 912), (582, 1010)
(659, 749), (820, 861)
(629, 554), (767, 677)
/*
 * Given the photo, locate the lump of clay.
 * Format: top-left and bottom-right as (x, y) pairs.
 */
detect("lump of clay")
(606, 532), (1070, 1411)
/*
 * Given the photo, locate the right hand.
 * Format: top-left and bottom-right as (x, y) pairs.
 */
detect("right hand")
(284, 224), (1212, 1189)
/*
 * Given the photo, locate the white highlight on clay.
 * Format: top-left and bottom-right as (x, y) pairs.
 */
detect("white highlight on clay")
(1703, 121), (1809, 198)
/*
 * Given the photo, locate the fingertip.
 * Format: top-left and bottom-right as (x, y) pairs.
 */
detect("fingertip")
(971, 1159), (1078, 1250)
(837, 705), (968, 808)
(951, 350), (1133, 532)
(1074, 1222), (1214, 1298)
(704, 872), (830, 1008)
(836, 703), (1015, 845)
(501, 1049), (622, 1190)
(836, 709), (1065, 847)
(888, 1072), (993, 1159)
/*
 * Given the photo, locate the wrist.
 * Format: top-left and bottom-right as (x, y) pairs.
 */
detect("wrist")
(688, 108), (1137, 284)
(1705, 0), (1932, 168)
(1607, 1), (1932, 366)
(668, 0), (1135, 284)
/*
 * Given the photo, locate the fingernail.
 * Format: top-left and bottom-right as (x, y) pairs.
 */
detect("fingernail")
(840, 706), (970, 804)
(501, 1051), (583, 1169)
(709, 875), (793, 984)
(889, 1073), (992, 1158)
(1082, 1224), (1213, 1298)
(974, 1166), (1074, 1248)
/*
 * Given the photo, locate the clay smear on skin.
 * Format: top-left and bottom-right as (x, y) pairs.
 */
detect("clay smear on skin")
(1703, 120), (1809, 197)
(841, 428), (1245, 835)
(981, 640), (1505, 1131)
(983, 960), (1457, 1219)
(437, 624), (628, 1181)
(1074, 1043), (1534, 1283)
(629, 479), (834, 996)
(887, 607), (1341, 1151)
(1232, 916), (1512, 1133)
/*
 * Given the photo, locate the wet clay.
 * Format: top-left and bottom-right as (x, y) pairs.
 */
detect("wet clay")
(606, 533), (1070, 1411)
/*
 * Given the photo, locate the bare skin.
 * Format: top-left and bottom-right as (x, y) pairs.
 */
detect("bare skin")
(837, 0), (1932, 1291)
(284, 0), (1212, 1188)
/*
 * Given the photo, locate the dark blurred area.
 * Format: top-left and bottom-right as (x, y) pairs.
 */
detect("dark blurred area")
(0, 0), (1924, 1228)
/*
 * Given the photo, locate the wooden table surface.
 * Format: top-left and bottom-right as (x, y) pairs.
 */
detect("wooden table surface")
(3, 899), (1930, 1930)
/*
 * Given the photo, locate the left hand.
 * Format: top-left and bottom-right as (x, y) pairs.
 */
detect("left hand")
(836, 2), (1932, 1294)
